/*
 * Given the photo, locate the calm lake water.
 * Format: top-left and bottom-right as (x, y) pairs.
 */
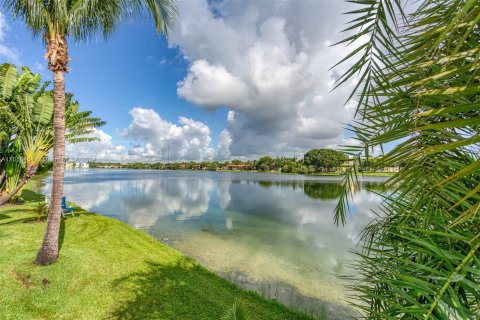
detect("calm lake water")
(38, 169), (385, 319)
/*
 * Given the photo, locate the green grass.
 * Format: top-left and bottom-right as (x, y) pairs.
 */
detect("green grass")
(0, 190), (312, 320)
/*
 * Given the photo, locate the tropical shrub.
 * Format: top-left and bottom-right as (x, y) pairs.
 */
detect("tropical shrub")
(0, 64), (105, 205)
(33, 201), (48, 222)
(0, 64), (53, 203)
(222, 300), (252, 320)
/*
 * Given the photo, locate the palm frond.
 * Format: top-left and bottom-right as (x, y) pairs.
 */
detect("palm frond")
(334, 0), (480, 318)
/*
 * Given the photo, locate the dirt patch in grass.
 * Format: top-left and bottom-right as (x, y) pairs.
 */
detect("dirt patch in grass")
(42, 277), (50, 287)
(12, 270), (32, 289)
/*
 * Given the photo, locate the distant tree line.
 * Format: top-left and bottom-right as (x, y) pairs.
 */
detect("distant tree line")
(89, 148), (397, 174)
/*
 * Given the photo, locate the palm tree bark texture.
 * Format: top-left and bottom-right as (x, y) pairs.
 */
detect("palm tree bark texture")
(35, 33), (69, 265)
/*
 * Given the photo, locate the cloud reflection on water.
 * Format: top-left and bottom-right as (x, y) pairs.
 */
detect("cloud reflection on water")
(39, 169), (384, 317)
(41, 169), (382, 276)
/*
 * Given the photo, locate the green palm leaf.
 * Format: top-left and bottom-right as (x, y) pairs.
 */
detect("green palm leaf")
(0, 64), (18, 99)
(334, 0), (480, 318)
(222, 300), (252, 320)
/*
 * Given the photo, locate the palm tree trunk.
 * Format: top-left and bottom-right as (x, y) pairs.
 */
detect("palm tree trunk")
(0, 167), (36, 205)
(0, 168), (7, 201)
(0, 168), (5, 188)
(35, 70), (66, 265)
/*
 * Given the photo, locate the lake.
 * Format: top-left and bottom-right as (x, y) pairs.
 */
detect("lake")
(38, 169), (385, 319)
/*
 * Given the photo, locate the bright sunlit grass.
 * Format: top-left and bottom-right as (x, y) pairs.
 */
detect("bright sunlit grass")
(0, 190), (312, 320)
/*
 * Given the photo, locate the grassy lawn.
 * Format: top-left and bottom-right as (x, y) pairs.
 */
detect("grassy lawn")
(0, 190), (312, 320)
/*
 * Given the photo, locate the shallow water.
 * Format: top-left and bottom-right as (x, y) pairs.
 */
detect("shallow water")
(38, 169), (385, 319)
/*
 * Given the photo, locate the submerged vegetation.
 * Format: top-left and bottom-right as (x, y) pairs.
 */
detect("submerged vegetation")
(335, 0), (480, 318)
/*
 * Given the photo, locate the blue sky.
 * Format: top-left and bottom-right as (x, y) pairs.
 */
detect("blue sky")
(1, 1), (366, 162)
(5, 16), (229, 149)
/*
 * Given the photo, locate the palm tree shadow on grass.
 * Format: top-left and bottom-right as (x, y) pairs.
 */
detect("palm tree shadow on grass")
(0, 198), (93, 256)
(0, 190), (44, 217)
(0, 211), (82, 226)
(20, 190), (44, 203)
(0, 189), (44, 219)
(57, 206), (95, 251)
(109, 260), (310, 320)
(0, 200), (91, 227)
(109, 259), (232, 320)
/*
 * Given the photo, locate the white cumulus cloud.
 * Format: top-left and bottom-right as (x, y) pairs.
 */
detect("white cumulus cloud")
(66, 1), (365, 162)
(0, 12), (20, 64)
(216, 129), (232, 160)
(177, 60), (250, 109)
(170, 0), (359, 158)
(121, 107), (214, 161)
(65, 128), (127, 162)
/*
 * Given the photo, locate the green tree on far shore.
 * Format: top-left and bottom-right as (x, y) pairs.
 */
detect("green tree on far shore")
(304, 149), (347, 172)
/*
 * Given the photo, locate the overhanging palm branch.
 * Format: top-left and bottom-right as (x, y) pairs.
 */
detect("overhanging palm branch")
(64, 93), (106, 143)
(2, 0), (177, 41)
(334, 0), (480, 318)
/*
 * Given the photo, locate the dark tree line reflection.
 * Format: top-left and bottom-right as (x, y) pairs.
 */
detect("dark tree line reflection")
(255, 180), (384, 200)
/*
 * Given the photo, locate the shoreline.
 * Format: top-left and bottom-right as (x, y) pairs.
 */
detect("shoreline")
(31, 169), (379, 320)
(79, 166), (395, 177)
(0, 188), (315, 320)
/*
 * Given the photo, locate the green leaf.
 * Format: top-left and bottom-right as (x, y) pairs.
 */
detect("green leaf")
(33, 93), (54, 125)
(0, 64), (18, 99)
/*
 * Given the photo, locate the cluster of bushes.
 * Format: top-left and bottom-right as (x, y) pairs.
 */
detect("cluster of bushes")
(90, 148), (357, 174)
